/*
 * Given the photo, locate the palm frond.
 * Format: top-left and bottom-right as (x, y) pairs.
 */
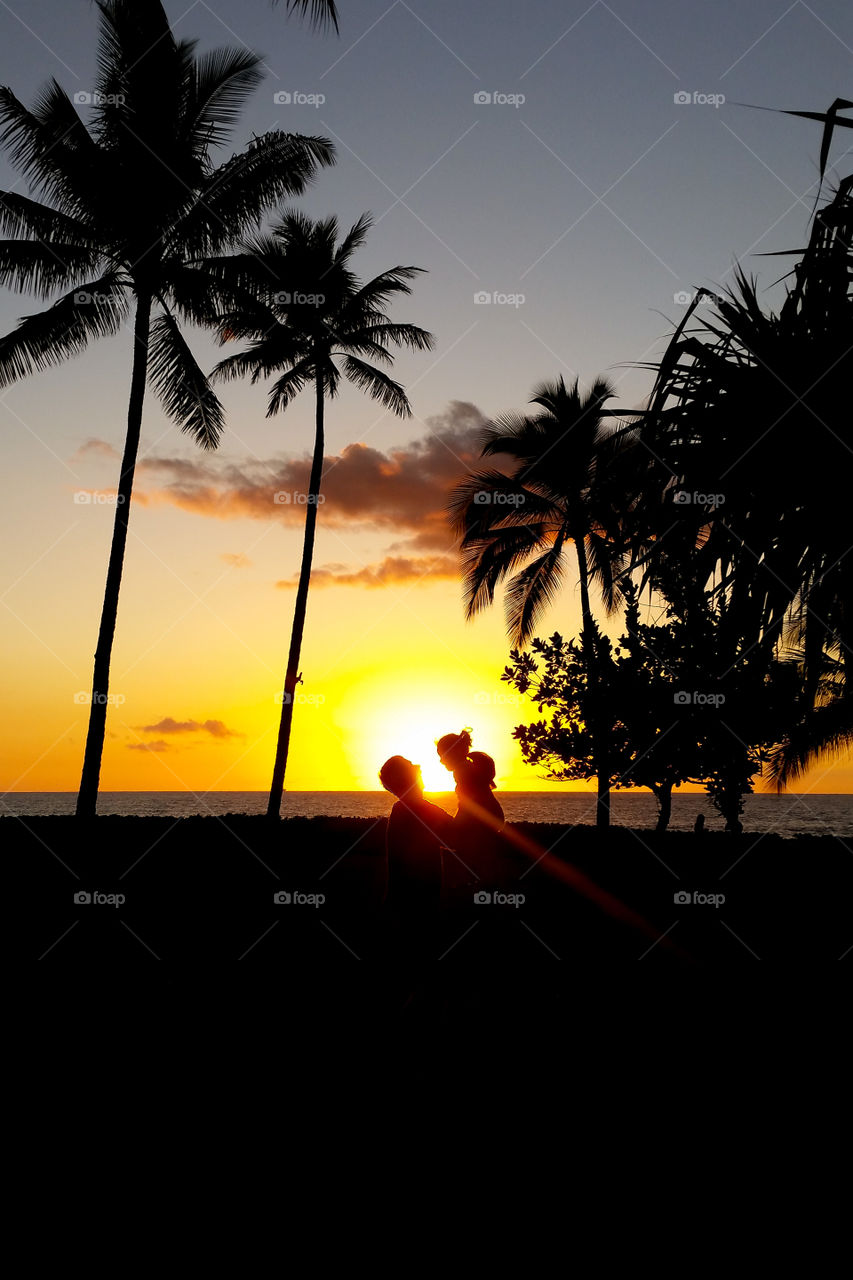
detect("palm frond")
(274, 0), (340, 33)
(148, 308), (224, 449)
(0, 277), (126, 387)
(505, 544), (567, 647)
(0, 240), (106, 299)
(340, 354), (410, 415)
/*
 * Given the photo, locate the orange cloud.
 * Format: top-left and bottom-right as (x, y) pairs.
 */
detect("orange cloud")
(220, 553), (252, 569)
(276, 554), (460, 589)
(127, 740), (170, 752)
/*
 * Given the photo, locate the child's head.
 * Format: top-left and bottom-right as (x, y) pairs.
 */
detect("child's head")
(468, 750), (497, 789)
(436, 730), (472, 771)
(379, 755), (423, 799)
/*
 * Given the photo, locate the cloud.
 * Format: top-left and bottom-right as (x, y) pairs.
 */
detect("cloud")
(127, 739), (170, 753)
(134, 401), (496, 561)
(72, 438), (120, 463)
(139, 717), (243, 739)
(276, 554), (459, 589)
(220, 553), (252, 569)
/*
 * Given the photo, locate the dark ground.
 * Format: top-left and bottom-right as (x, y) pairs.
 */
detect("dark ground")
(6, 814), (853, 969)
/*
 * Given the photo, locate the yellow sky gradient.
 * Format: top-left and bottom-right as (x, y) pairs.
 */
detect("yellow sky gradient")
(4, 475), (852, 796)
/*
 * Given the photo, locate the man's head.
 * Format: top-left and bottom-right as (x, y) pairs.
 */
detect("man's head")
(379, 755), (423, 799)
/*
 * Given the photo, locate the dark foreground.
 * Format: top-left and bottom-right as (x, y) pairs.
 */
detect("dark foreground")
(6, 814), (853, 967)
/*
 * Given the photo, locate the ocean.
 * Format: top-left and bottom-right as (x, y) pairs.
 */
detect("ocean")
(2, 791), (851, 837)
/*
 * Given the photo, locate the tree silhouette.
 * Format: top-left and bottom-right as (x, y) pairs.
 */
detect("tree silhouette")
(449, 376), (631, 826)
(0, 0), (334, 816)
(212, 211), (433, 818)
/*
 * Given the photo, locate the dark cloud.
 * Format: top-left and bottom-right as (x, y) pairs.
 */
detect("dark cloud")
(133, 402), (494, 560)
(139, 717), (243, 739)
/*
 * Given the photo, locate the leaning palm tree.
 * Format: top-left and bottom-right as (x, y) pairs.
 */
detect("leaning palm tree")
(449, 376), (631, 826)
(0, 0), (334, 817)
(212, 211), (433, 818)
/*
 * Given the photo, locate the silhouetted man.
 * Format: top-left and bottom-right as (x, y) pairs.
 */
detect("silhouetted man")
(379, 755), (453, 957)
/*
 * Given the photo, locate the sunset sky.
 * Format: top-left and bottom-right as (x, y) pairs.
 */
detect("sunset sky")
(2, 0), (853, 795)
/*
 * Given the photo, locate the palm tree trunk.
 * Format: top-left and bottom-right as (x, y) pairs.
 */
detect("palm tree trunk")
(267, 371), (325, 819)
(575, 535), (610, 829)
(653, 782), (672, 832)
(76, 294), (152, 818)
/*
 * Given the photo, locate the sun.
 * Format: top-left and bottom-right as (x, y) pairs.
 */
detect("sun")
(366, 706), (463, 793)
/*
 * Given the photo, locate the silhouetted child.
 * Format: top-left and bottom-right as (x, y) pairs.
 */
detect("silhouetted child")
(379, 755), (453, 955)
(436, 732), (505, 826)
(436, 731), (506, 896)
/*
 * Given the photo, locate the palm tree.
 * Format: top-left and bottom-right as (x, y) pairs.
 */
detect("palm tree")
(448, 376), (631, 826)
(0, 0), (334, 817)
(635, 173), (853, 788)
(274, 0), (340, 29)
(211, 210), (433, 818)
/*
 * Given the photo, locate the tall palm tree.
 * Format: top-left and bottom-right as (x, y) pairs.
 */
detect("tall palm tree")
(449, 376), (631, 826)
(211, 211), (433, 818)
(0, 0), (334, 817)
